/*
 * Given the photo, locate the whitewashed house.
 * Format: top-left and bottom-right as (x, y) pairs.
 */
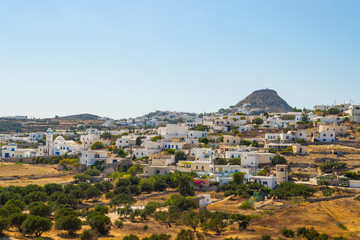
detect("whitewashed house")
(316, 131), (335, 142)
(248, 175), (277, 189)
(1, 145), (36, 158)
(80, 134), (101, 149)
(116, 137), (131, 148)
(80, 150), (109, 166)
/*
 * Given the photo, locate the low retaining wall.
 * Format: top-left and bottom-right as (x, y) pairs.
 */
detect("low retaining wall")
(137, 191), (171, 200)
(307, 195), (354, 203)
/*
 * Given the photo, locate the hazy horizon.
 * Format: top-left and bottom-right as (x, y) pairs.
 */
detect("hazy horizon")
(1, 1), (359, 119)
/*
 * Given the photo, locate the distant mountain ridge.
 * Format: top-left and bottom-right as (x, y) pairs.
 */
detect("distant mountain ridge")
(60, 113), (102, 121)
(235, 89), (292, 113)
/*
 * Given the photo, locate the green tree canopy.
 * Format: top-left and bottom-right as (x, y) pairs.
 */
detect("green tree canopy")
(90, 141), (105, 150)
(21, 215), (53, 237)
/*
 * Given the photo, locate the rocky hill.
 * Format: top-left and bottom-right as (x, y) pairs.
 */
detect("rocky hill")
(235, 89), (292, 113)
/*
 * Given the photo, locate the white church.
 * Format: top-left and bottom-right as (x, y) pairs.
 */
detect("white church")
(37, 128), (82, 156)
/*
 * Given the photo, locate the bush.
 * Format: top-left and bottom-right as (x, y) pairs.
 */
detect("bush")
(199, 137), (209, 144)
(123, 234), (139, 240)
(319, 161), (346, 173)
(129, 185), (142, 195)
(80, 229), (98, 240)
(229, 158), (241, 165)
(327, 108), (340, 115)
(297, 227), (329, 240)
(84, 168), (101, 176)
(114, 219), (123, 228)
(166, 149), (176, 155)
(144, 234), (172, 240)
(334, 237), (348, 240)
(322, 188), (333, 197)
(337, 222), (347, 230)
(240, 140), (252, 146)
(344, 171), (358, 179)
(214, 158), (227, 165)
(239, 200), (254, 210)
(141, 180), (154, 193)
(142, 224), (149, 231)
(261, 235), (272, 240)
(175, 151), (186, 161)
(176, 229), (194, 240)
(281, 228), (294, 238)
(272, 155), (287, 165)
(90, 141), (105, 150)
(74, 174), (92, 183)
(153, 179), (168, 191)
(252, 118), (263, 125)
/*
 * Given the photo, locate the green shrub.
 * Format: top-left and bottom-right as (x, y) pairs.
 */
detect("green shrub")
(281, 228), (294, 238)
(142, 224), (149, 231)
(114, 219), (123, 228)
(80, 229), (98, 240)
(322, 188), (333, 197)
(123, 234), (139, 240)
(90, 141), (105, 150)
(337, 222), (347, 230)
(261, 235), (272, 240)
(239, 200), (253, 210)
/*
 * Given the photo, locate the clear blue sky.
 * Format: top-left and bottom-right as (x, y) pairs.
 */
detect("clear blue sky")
(0, 1), (359, 119)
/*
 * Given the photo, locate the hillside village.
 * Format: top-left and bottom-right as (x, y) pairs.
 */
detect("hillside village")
(1, 91), (360, 240)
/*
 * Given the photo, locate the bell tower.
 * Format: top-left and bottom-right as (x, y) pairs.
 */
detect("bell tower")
(276, 164), (288, 184)
(46, 128), (53, 147)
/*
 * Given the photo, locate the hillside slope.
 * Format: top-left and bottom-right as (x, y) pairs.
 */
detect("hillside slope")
(60, 113), (101, 121)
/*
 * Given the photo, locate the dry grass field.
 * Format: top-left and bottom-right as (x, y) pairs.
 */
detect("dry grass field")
(0, 163), (60, 177)
(0, 163), (75, 187)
